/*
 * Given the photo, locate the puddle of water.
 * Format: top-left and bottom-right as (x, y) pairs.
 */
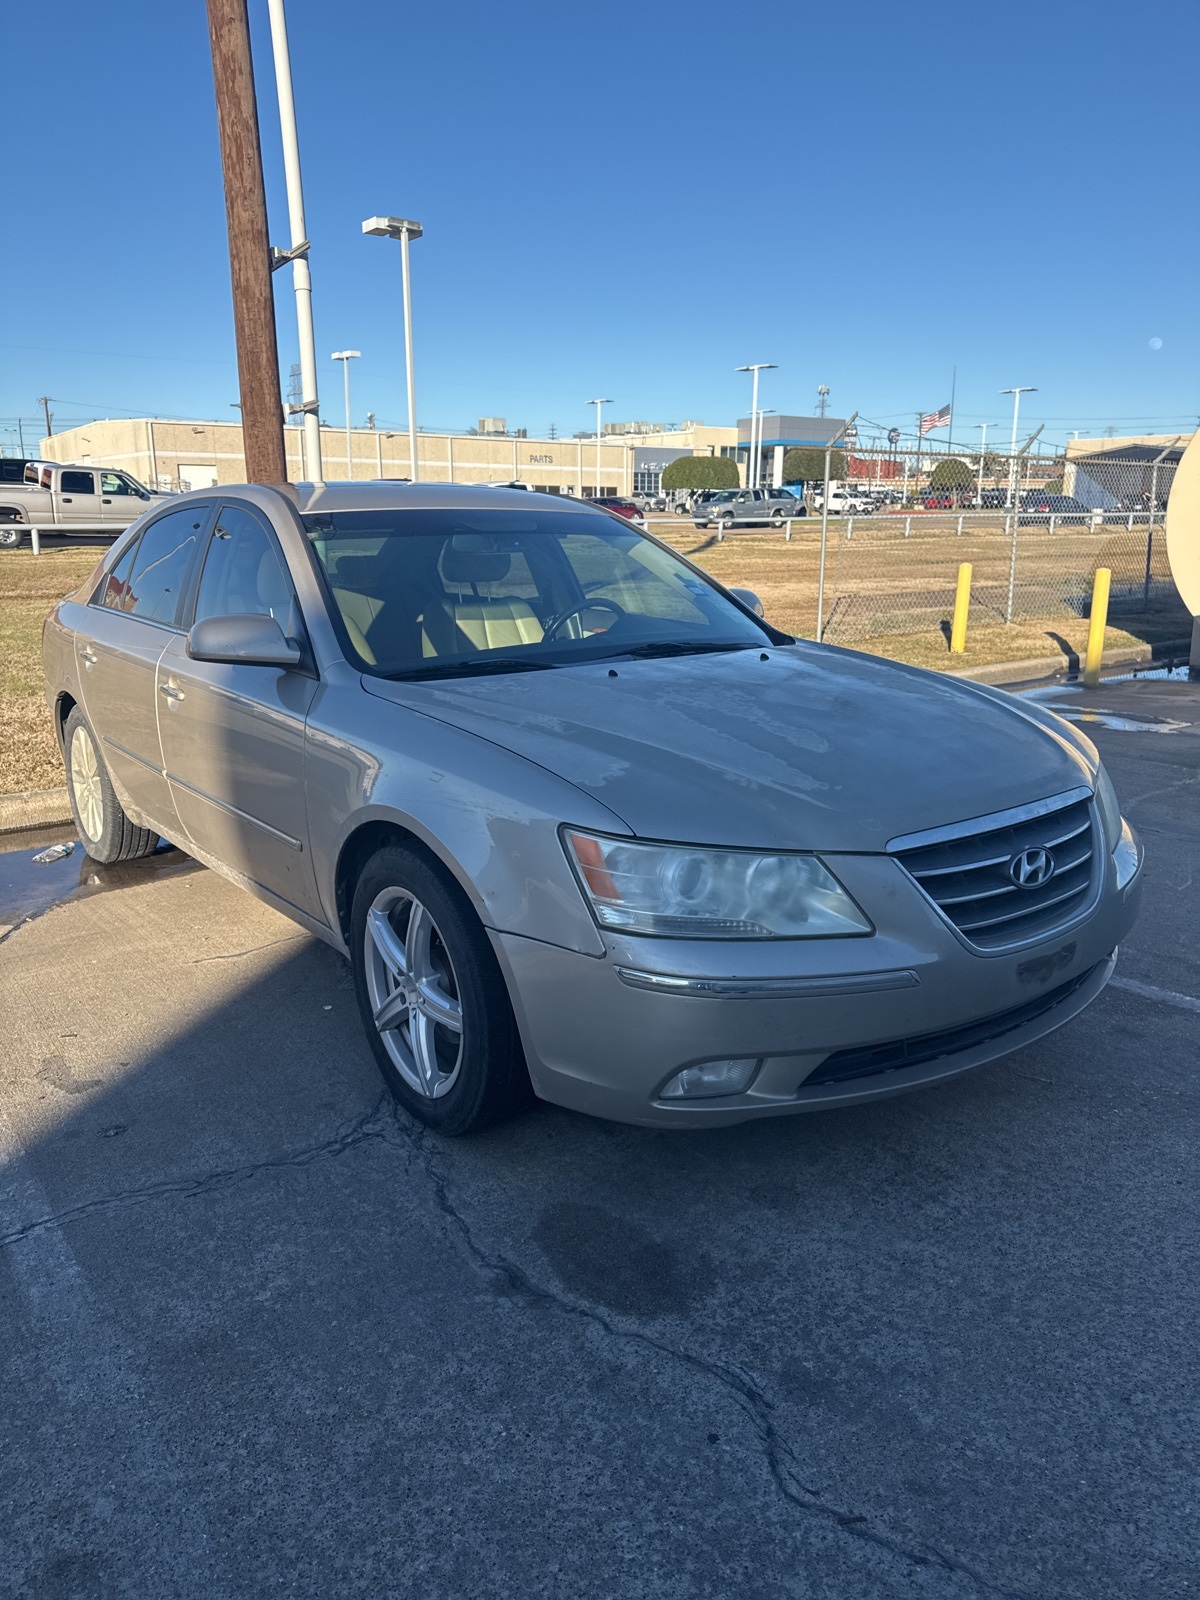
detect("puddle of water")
(1065, 711), (1191, 734)
(0, 828), (198, 935)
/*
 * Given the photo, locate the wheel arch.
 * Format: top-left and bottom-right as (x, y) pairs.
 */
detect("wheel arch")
(55, 691), (79, 752)
(333, 815), (484, 951)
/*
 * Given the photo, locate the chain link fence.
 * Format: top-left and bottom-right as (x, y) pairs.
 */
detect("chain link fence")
(813, 443), (1185, 646)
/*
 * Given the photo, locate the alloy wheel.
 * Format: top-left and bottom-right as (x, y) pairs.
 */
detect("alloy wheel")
(363, 887), (464, 1098)
(70, 724), (104, 842)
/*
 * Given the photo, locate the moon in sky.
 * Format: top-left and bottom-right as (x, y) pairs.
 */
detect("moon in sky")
(1149, 337), (1164, 350)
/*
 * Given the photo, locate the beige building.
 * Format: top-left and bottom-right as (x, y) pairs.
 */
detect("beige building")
(38, 417), (741, 497)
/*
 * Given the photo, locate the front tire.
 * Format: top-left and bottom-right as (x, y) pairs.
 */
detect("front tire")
(350, 843), (531, 1134)
(63, 707), (158, 864)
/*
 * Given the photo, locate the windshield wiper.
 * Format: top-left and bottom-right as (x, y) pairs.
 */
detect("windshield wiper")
(606, 640), (759, 661)
(385, 656), (559, 682)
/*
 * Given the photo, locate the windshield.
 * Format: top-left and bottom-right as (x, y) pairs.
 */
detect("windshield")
(303, 507), (775, 679)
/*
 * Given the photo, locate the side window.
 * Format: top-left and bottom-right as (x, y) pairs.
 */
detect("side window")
(61, 470), (95, 494)
(100, 471), (135, 496)
(123, 506), (208, 625)
(194, 505), (295, 627)
(95, 538), (141, 613)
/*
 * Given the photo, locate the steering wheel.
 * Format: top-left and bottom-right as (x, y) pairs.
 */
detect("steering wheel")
(543, 597), (626, 641)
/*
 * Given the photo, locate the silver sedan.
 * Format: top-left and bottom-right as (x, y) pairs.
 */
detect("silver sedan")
(43, 483), (1143, 1133)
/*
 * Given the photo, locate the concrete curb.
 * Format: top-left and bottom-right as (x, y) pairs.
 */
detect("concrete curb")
(0, 787), (71, 836)
(947, 637), (1190, 688)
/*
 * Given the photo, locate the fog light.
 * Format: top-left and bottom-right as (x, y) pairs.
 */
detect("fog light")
(660, 1057), (760, 1100)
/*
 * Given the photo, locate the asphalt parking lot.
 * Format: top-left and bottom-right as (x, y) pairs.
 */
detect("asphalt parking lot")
(1, 674), (1197, 1600)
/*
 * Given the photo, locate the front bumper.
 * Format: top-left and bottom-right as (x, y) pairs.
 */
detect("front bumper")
(489, 836), (1143, 1128)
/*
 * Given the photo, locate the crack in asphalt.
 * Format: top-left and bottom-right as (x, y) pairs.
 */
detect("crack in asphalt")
(188, 935), (309, 964)
(0, 1090), (1033, 1598)
(399, 1112), (1036, 1600)
(0, 1095), (394, 1251)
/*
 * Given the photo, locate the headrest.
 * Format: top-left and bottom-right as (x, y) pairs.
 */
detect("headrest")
(328, 554), (380, 590)
(441, 534), (511, 585)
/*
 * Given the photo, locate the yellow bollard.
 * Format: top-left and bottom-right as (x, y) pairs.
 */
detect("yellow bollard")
(1083, 567), (1111, 687)
(949, 562), (972, 653)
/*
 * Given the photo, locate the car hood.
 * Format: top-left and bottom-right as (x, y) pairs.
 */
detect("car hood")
(363, 643), (1095, 852)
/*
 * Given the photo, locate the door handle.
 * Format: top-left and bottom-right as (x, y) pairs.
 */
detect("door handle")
(159, 683), (185, 703)
(102, 498), (112, 504)
(62, 497), (73, 503)
(80, 646), (98, 670)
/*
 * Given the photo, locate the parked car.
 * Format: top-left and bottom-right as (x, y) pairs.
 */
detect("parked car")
(694, 488), (807, 528)
(587, 495), (646, 524)
(0, 461), (163, 547)
(632, 491), (667, 512)
(44, 482), (1142, 1134)
(1018, 494), (1092, 526)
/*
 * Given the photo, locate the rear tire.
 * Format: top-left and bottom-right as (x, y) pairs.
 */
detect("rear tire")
(0, 522), (26, 549)
(351, 842), (532, 1135)
(63, 707), (158, 864)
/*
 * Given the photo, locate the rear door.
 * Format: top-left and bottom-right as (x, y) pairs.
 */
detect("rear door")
(56, 468), (103, 524)
(155, 500), (321, 919)
(76, 502), (213, 830)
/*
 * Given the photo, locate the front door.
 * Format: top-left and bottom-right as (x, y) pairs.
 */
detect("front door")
(57, 468), (104, 524)
(156, 502), (321, 920)
(97, 469), (150, 523)
(77, 502), (212, 829)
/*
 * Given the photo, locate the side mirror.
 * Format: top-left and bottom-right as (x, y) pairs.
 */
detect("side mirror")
(728, 587), (765, 618)
(187, 613), (301, 668)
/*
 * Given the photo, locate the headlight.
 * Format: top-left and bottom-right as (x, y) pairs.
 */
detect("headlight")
(1094, 765), (1122, 850)
(563, 831), (873, 939)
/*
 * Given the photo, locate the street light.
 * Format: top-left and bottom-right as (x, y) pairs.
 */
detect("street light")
(1000, 386), (1036, 506)
(588, 399), (611, 497)
(362, 216), (424, 480)
(331, 351), (361, 480)
(973, 421), (993, 505)
(736, 364), (776, 487)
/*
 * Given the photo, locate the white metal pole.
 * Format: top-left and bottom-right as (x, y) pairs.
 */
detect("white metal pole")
(266, 0), (322, 483)
(595, 401), (603, 494)
(401, 227), (419, 481)
(342, 358), (352, 480)
(750, 367), (760, 486)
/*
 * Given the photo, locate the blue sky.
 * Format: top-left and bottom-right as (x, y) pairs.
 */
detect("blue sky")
(2, 0), (1197, 453)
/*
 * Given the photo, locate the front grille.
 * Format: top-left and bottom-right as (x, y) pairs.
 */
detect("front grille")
(804, 963), (1102, 1087)
(891, 794), (1098, 951)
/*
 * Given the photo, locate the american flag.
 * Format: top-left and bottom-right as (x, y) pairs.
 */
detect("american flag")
(919, 403), (952, 435)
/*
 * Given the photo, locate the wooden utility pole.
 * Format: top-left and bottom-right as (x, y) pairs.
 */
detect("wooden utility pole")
(205, 0), (287, 484)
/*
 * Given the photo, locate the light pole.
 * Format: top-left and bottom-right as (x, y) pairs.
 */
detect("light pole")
(331, 351), (360, 479)
(266, 0), (322, 483)
(362, 216), (424, 480)
(588, 399), (611, 496)
(974, 421), (992, 506)
(1000, 386), (1036, 506)
(736, 363), (776, 487)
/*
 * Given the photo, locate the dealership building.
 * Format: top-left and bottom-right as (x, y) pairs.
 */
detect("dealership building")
(37, 417), (745, 498)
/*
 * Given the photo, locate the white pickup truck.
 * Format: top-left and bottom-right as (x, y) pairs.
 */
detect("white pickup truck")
(0, 462), (164, 548)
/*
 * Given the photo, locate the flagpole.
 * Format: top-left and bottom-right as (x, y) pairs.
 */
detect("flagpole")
(915, 412), (922, 496)
(948, 366), (956, 453)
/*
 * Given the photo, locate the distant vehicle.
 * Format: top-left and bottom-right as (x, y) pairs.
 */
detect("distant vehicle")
(1018, 494), (1092, 526)
(694, 488), (806, 529)
(674, 489), (727, 516)
(587, 496), (646, 524)
(811, 487), (875, 516)
(480, 480), (533, 491)
(976, 488), (1008, 509)
(632, 491), (667, 512)
(0, 462), (163, 548)
(921, 491), (970, 510)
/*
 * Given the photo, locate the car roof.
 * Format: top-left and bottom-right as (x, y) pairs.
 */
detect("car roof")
(237, 481), (603, 519)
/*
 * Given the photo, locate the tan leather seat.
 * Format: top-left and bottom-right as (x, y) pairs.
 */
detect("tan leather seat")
(422, 596), (543, 657)
(422, 537), (544, 658)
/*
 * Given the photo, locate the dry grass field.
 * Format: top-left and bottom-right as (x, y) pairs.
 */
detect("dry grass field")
(0, 522), (1189, 796)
